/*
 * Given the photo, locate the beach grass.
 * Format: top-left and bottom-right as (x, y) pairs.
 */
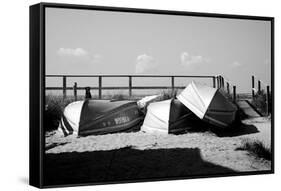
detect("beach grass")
(236, 139), (271, 160)
(251, 90), (271, 115)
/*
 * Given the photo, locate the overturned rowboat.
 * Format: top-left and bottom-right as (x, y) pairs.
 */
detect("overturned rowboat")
(177, 81), (238, 128)
(59, 100), (144, 136)
(141, 98), (206, 134)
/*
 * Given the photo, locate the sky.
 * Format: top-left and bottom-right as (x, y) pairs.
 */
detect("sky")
(46, 7), (271, 93)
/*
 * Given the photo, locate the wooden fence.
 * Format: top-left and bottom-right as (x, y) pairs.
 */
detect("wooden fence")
(45, 74), (272, 116)
(46, 74), (236, 101)
(251, 75), (271, 115)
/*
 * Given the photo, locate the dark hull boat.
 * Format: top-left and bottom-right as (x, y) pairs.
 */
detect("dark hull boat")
(177, 81), (238, 128)
(141, 98), (205, 134)
(59, 100), (144, 136)
(169, 99), (207, 134)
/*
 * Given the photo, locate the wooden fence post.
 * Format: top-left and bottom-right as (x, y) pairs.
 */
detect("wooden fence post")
(217, 76), (220, 88)
(227, 82), (230, 95)
(220, 76), (222, 88)
(266, 85), (270, 115)
(85, 87), (92, 99)
(233, 86), (236, 102)
(129, 76), (132, 97)
(258, 80), (261, 93)
(63, 76), (66, 99)
(252, 75), (255, 99)
(213, 76), (216, 88)
(171, 76), (175, 93)
(73, 82), (77, 101)
(98, 76), (102, 99)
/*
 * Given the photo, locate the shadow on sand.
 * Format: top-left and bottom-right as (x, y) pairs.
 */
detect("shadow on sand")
(45, 142), (68, 151)
(211, 123), (259, 137)
(44, 147), (235, 186)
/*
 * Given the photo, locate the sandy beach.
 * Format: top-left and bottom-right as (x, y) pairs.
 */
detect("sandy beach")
(44, 117), (271, 185)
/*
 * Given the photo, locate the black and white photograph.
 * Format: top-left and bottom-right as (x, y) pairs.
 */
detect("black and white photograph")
(30, 2), (274, 188)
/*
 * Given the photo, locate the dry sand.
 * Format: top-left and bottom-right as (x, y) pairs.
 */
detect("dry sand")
(46, 117), (271, 173)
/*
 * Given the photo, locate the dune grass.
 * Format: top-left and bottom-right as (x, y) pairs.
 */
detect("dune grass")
(236, 139), (271, 161)
(45, 95), (84, 131)
(251, 90), (271, 116)
(159, 89), (178, 100)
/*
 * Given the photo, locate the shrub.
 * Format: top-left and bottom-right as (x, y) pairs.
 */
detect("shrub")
(159, 89), (178, 101)
(236, 139), (271, 160)
(251, 90), (267, 115)
(45, 95), (83, 132)
(110, 94), (127, 100)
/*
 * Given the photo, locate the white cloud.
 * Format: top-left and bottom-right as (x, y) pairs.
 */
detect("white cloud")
(180, 52), (207, 67)
(91, 54), (102, 64)
(57, 48), (88, 57)
(135, 54), (158, 74)
(231, 61), (242, 68)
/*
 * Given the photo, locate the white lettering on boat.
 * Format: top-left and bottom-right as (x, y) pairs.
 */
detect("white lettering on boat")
(114, 116), (130, 125)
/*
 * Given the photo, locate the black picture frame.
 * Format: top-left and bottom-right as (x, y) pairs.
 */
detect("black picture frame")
(30, 2), (274, 188)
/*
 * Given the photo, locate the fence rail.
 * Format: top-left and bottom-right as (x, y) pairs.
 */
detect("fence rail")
(46, 74), (236, 101)
(45, 74), (272, 116)
(45, 86), (189, 90)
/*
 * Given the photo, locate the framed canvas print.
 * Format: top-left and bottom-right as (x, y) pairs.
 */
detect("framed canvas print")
(29, 2), (274, 188)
